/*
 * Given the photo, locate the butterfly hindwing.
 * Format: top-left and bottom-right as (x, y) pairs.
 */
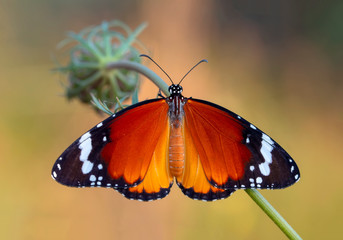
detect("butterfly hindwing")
(176, 120), (235, 201)
(183, 98), (300, 190)
(115, 111), (173, 201)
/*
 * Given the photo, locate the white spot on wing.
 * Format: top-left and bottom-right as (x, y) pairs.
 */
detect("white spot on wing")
(79, 138), (92, 160)
(256, 177), (263, 184)
(82, 161), (94, 175)
(262, 133), (274, 145)
(52, 171), (57, 178)
(79, 132), (94, 174)
(258, 133), (274, 176)
(57, 163), (61, 170)
(259, 162), (270, 176)
(97, 122), (103, 128)
(250, 166), (255, 171)
(250, 124), (257, 130)
(79, 132), (91, 143)
(89, 175), (96, 181)
(98, 164), (103, 170)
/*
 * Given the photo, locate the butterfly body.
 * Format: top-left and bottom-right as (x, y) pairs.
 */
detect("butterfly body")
(167, 85), (186, 177)
(52, 84), (300, 201)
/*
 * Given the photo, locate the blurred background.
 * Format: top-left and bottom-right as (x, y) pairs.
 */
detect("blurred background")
(1, 0), (342, 239)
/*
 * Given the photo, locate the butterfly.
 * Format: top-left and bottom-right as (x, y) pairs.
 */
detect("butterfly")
(52, 58), (300, 202)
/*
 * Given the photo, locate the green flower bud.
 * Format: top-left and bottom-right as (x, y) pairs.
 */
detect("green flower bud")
(57, 20), (147, 111)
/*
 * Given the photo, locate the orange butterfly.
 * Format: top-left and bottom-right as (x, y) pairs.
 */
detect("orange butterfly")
(52, 58), (300, 201)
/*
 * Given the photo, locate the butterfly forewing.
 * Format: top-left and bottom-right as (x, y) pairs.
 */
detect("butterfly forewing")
(51, 114), (115, 188)
(100, 99), (169, 187)
(183, 98), (300, 190)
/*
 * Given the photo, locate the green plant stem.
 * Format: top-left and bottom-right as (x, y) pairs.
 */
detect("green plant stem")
(245, 189), (302, 240)
(105, 60), (301, 239)
(106, 60), (169, 95)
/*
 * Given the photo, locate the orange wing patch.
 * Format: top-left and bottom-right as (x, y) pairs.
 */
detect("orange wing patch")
(116, 119), (173, 201)
(183, 99), (251, 189)
(101, 99), (170, 188)
(176, 119), (235, 201)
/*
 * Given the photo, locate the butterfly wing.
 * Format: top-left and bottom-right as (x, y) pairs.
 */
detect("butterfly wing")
(114, 115), (173, 201)
(176, 120), (235, 201)
(182, 98), (300, 190)
(52, 99), (173, 201)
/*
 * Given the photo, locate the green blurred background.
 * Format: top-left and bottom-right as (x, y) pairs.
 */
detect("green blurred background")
(1, 1), (342, 239)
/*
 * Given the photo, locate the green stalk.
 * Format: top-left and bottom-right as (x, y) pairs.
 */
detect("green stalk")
(245, 189), (302, 240)
(105, 60), (301, 240)
(106, 60), (169, 95)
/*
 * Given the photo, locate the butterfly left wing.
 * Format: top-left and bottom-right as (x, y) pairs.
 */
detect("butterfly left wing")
(183, 98), (300, 190)
(115, 116), (173, 201)
(52, 99), (173, 201)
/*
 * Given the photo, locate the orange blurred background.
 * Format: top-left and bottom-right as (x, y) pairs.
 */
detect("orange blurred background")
(1, 1), (342, 239)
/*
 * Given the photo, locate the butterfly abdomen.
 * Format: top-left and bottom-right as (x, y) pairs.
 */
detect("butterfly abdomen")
(167, 95), (186, 177)
(168, 123), (185, 177)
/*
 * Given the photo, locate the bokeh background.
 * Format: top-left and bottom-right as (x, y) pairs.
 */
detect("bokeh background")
(1, 1), (342, 239)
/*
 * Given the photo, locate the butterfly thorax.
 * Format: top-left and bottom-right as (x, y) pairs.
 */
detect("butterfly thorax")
(166, 84), (186, 127)
(166, 84), (187, 177)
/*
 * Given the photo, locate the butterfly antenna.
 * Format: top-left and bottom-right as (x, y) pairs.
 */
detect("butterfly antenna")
(140, 54), (174, 84)
(179, 59), (208, 85)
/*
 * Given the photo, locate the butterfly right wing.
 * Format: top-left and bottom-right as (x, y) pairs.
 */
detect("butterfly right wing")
(182, 98), (300, 190)
(176, 118), (235, 201)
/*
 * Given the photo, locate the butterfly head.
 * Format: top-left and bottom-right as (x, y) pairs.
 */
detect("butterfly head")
(168, 84), (183, 96)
